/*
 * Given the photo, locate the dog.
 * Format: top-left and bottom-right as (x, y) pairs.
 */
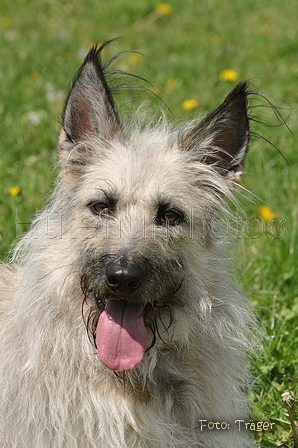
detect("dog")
(0, 41), (258, 447)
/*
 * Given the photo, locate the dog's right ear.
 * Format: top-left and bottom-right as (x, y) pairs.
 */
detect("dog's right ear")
(58, 44), (122, 162)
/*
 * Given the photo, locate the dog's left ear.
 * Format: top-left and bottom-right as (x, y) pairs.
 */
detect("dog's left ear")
(181, 82), (250, 182)
(58, 44), (122, 159)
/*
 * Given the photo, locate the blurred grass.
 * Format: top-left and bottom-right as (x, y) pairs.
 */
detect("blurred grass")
(0, 0), (298, 446)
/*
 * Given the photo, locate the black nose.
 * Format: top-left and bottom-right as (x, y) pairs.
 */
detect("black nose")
(105, 259), (144, 293)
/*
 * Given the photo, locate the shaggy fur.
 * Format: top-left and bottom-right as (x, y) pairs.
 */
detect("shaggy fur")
(0, 43), (257, 447)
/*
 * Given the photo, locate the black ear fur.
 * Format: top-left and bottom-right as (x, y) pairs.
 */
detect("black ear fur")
(59, 44), (250, 182)
(181, 82), (250, 181)
(59, 43), (121, 152)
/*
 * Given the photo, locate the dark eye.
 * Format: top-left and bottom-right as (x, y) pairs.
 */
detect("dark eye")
(164, 210), (181, 224)
(90, 202), (109, 215)
(155, 208), (183, 226)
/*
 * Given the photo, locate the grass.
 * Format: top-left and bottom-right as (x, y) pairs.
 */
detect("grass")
(0, 0), (297, 446)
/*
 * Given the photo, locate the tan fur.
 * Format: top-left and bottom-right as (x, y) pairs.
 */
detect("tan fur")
(0, 44), (257, 447)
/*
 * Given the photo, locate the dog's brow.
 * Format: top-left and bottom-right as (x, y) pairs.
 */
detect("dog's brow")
(155, 197), (184, 213)
(88, 189), (118, 205)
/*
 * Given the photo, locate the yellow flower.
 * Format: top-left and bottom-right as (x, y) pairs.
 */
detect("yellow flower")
(165, 79), (176, 91)
(31, 71), (40, 81)
(128, 53), (143, 69)
(0, 16), (11, 27)
(212, 35), (222, 45)
(219, 69), (239, 82)
(259, 205), (275, 222)
(9, 186), (21, 197)
(182, 99), (199, 111)
(155, 3), (172, 16)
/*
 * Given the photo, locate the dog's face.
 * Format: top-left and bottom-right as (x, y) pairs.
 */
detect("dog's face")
(57, 44), (250, 372)
(71, 139), (194, 371)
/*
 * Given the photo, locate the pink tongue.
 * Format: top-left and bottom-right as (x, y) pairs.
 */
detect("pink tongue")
(96, 300), (147, 371)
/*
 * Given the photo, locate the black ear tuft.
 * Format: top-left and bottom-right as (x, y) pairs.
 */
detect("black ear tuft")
(181, 82), (250, 181)
(59, 41), (122, 153)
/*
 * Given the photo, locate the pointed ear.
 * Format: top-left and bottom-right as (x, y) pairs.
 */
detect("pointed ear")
(180, 82), (250, 182)
(58, 44), (122, 158)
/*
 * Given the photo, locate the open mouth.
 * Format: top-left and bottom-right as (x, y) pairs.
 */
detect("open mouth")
(96, 299), (148, 372)
(91, 280), (183, 372)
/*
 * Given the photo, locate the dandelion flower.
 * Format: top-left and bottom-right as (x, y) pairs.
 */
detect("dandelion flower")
(128, 53), (143, 69)
(0, 17), (11, 28)
(165, 79), (176, 91)
(31, 71), (40, 81)
(281, 390), (295, 406)
(9, 186), (21, 197)
(182, 99), (199, 111)
(155, 3), (172, 16)
(219, 69), (239, 82)
(212, 35), (222, 45)
(259, 205), (275, 222)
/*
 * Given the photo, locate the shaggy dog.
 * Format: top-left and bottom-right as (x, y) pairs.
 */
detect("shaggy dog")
(0, 42), (257, 447)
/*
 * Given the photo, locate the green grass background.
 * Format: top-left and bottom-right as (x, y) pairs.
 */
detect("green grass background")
(0, 0), (297, 446)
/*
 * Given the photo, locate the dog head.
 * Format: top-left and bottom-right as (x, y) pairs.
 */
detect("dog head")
(57, 42), (250, 372)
